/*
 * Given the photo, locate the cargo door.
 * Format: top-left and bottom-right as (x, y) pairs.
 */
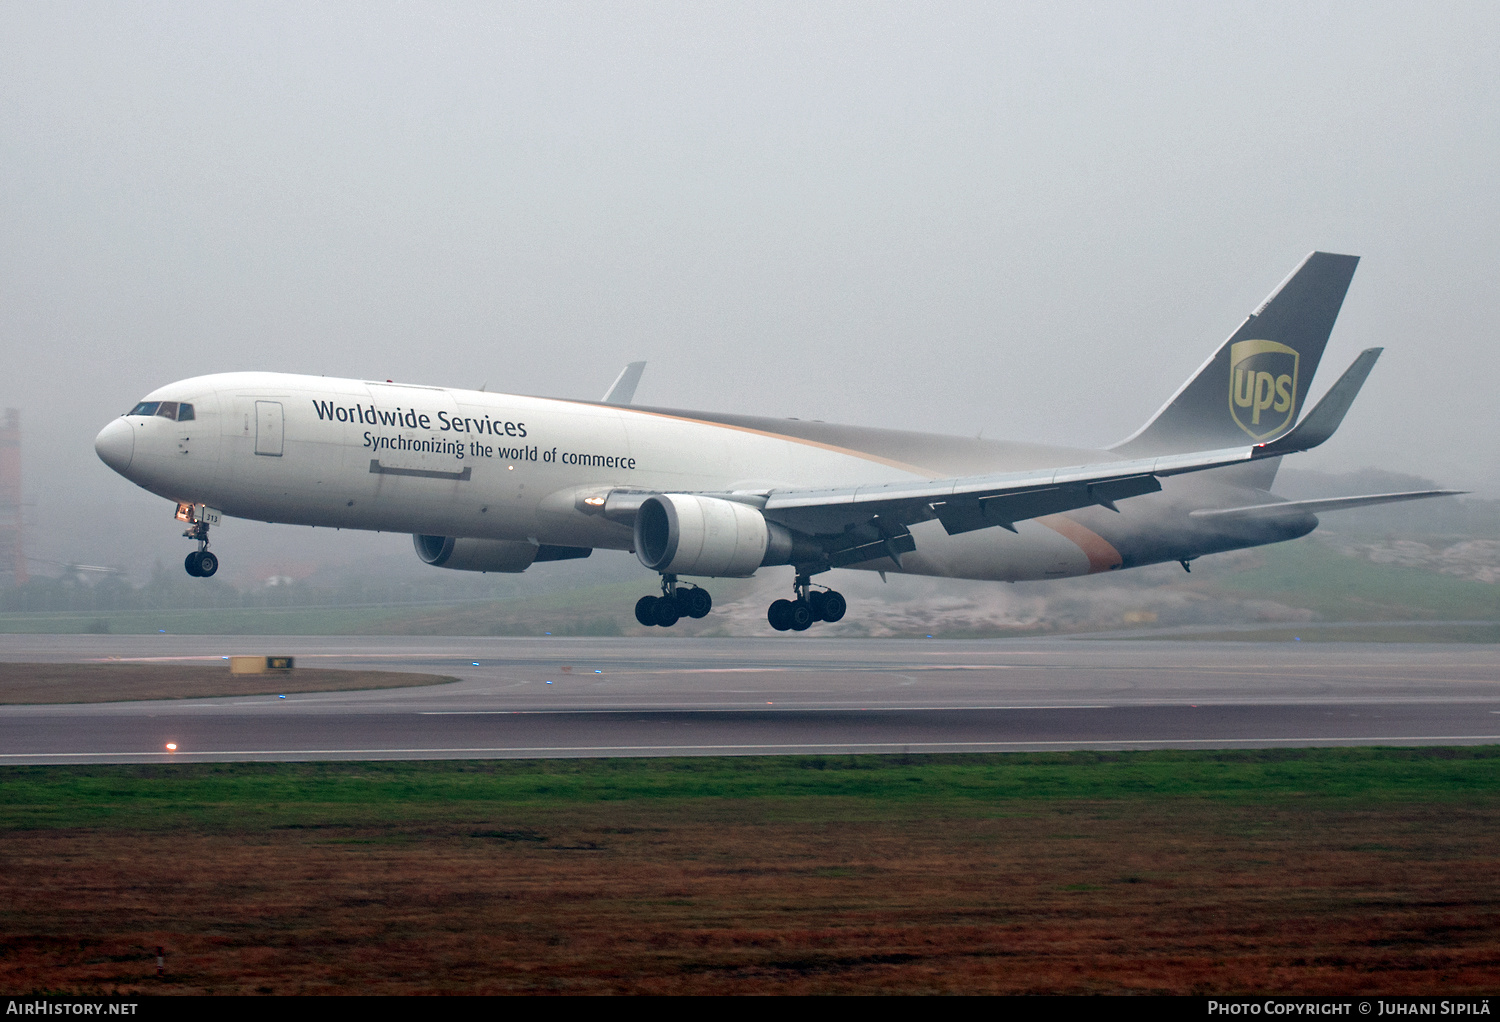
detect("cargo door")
(255, 400), (284, 456)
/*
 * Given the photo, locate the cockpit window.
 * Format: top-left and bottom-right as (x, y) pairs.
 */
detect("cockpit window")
(128, 400), (195, 420)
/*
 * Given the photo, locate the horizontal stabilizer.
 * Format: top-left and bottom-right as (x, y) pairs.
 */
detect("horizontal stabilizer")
(1190, 489), (1465, 520)
(602, 361), (647, 405)
(1255, 348), (1381, 456)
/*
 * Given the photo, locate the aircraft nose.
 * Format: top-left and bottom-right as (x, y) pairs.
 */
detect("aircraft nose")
(94, 417), (135, 474)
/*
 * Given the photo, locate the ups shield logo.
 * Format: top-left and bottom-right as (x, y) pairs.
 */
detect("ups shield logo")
(1229, 339), (1299, 440)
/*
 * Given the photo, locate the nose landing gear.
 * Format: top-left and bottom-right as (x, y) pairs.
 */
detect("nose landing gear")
(767, 573), (846, 632)
(635, 574), (712, 628)
(177, 505), (219, 578)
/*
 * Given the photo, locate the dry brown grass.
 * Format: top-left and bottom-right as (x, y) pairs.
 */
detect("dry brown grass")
(3, 798), (1498, 994)
(0, 663), (457, 704)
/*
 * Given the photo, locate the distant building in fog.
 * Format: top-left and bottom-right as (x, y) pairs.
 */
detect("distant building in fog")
(0, 409), (26, 586)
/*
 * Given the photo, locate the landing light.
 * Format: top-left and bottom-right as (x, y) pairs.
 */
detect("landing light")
(583, 496), (606, 506)
(165, 743), (177, 752)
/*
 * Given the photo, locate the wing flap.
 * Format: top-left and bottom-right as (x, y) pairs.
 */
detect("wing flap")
(929, 475), (1163, 536)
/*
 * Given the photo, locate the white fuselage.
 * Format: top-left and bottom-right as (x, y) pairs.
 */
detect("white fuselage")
(96, 372), (1287, 583)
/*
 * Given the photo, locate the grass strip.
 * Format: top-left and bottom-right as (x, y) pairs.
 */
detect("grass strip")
(0, 663), (459, 704)
(3, 746), (1498, 831)
(1214, 540), (1500, 622)
(1147, 623), (1500, 643)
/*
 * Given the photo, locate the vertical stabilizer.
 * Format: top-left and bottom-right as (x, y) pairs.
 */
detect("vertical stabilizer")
(1113, 252), (1360, 459)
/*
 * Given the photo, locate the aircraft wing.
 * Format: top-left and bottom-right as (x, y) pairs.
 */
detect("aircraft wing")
(589, 349), (1383, 568)
(737, 349), (1385, 566)
(753, 446), (1246, 565)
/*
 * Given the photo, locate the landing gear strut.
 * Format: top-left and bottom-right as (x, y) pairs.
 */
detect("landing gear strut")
(767, 573), (846, 632)
(179, 509), (218, 578)
(635, 574), (712, 628)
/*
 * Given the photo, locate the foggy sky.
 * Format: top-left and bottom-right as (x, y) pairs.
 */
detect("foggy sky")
(2, 2), (1497, 583)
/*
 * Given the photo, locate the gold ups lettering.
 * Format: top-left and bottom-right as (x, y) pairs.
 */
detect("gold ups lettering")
(1229, 339), (1298, 440)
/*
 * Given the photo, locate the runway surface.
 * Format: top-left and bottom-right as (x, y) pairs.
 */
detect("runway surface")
(2, 635), (1498, 763)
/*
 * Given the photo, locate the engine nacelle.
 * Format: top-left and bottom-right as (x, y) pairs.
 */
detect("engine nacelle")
(634, 494), (800, 577)
(413, 535), (590, 573)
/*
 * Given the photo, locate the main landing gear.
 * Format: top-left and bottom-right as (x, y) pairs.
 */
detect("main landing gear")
(635, 574), (712, 628)
(180, 513), (218, 578)
(767, 573), (846, 632)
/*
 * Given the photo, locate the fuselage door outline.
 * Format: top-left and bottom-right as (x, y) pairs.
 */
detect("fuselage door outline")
(255, 400), (284, 457)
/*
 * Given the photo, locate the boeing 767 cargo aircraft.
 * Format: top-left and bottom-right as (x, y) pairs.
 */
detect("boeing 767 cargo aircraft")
(94, 252), (1456, 630)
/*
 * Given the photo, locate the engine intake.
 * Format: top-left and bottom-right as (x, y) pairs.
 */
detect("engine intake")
(634, 494), (809, 577)
(414, 535), (590, 572)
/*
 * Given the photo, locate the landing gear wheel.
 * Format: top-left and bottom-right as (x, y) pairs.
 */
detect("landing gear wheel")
(184, 550), (218, 578)
(806, 591), (828, 621)
(768, 599), (794, 631)
(820, 590), (847, 622)
(679, 587), (712, 619)
(788, 600), (814, 631)
(653, 598), (681, 627)
(635, 595), (659, 627)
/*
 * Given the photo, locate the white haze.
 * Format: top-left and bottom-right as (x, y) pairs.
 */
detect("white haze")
(1, 1), (1496, 583)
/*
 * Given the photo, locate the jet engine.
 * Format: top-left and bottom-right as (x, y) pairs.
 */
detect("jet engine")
(633, 494), (807, 577)
(413, 535), (590, 573)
